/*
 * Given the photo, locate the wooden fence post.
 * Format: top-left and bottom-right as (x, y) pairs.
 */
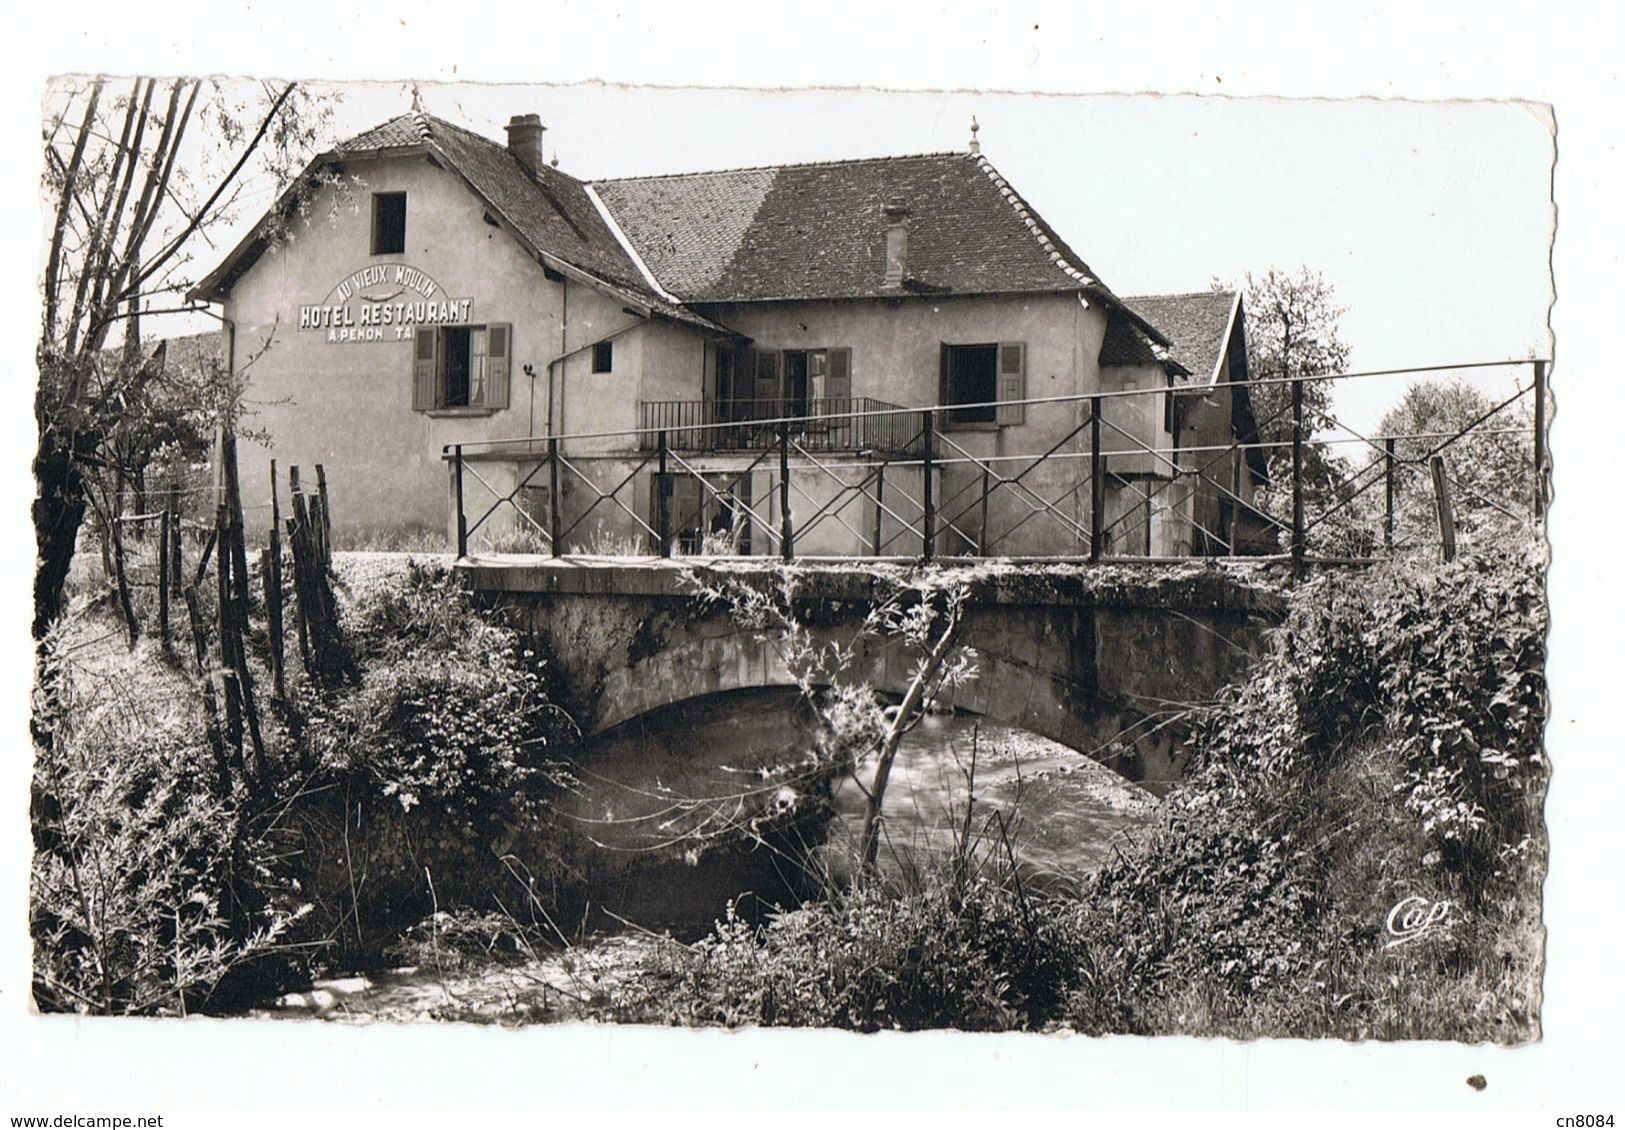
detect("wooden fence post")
(267, 460), (286, 700)
(157, 509), (170, 645)
(1430, 453), (1457, 563)
(182, 583), (230, 796)
(1533, 359), (1548, 520)
(1291, 374), (1306, 575)
(315, 463), (332, 562)
(1383, 437), (1397, 553)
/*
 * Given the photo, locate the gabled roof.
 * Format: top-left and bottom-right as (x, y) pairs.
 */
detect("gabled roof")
(193, 109), (1172, 348)
(1124, 291), (1242, 387)
(1099, 313), (1175, 370)
(590, 152), (1135, 309)
(190, 112), (736, 338)
(1127, 289), (1266, 477)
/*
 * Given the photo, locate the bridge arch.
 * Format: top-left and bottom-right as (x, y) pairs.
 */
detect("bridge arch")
(472, 561), (1282, 790)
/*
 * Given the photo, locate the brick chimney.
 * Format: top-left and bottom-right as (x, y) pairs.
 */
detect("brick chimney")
(882, 200), (910, 289)
(505, 113), (546, 173)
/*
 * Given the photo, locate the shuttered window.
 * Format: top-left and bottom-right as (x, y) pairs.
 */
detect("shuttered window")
(942, 341), (1027, 427)
(409, 323), (511, 412)
(995, 342), (1027, 426)
(412, 328), (438, 410)
(754, 350), (781, 416)
(485, 324), (511, 409)
(826, 348), (852, 410)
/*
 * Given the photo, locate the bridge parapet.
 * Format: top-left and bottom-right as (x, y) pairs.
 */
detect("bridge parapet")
(463, 557), (1286, 790)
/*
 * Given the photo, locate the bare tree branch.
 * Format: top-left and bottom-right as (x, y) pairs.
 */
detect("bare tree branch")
(43, 80), (101, 345)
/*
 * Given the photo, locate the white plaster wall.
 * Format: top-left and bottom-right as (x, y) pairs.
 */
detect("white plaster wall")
(219, 153), (692, 542)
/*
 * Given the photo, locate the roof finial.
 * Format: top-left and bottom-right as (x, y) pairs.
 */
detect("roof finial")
(968, 115), (981, 155)
(550, 152), (560, 168)
(410, 84), (423, 113)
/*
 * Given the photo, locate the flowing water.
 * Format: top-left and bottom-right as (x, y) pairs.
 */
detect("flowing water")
(258, 687), (1160, 1022)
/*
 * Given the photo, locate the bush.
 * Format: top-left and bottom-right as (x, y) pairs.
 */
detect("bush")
(31, 638), (305, 1015)
(1062, 541), (1548, 1040)
(302, 560), (575, 831)
(267, 560), (579, 964)
(621, 843), (1086, 1032)
(1194, 542), (1547, 890)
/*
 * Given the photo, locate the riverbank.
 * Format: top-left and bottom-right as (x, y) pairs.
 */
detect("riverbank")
(252, 717), (1161, 1025)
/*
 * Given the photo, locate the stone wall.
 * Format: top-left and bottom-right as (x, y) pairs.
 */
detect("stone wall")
(472, 560), (1284, 790)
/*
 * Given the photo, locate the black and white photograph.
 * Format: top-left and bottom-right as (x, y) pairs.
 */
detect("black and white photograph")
(6, 1), (1621, 1119)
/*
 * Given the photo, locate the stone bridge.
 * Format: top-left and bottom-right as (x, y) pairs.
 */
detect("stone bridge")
(460, 557), (1288, 790)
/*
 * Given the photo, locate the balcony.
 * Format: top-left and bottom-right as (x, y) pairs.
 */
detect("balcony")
(637, 398), (923, 455)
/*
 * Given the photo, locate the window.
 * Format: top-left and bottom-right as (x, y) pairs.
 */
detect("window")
(592, 340), (614, 373)
(411, 324), (512, 412)
(371, 192), (407, 256)
(650, 473), (753, 555)
(940, 341), (1025, 426)
(714, 346), (851, 422)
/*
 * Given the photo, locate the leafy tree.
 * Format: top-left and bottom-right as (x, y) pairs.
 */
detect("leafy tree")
(1222, 268), (1367, 554)
(1239, 267), (1351, 443)
(1374, 377), (1536, 552)
(36, 76), (333, 642)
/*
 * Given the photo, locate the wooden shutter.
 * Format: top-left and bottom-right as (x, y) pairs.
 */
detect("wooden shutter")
(826, 347), (852, 410)
(995, 341), (1027, 426)
(754, 349), (780, 414)
(412, 329), (439, 410)
(485, 323), (512, 410)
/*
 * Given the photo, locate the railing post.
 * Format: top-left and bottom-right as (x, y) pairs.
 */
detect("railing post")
(1384, 436), (1397, 553)
(453, 444), (468, 558)
(548, 436), (562, 557)
(1089, 396), (1104, 562)
(1533, 359), (1547, 520)
(922, 409), (936, 561)
(1291, 373), (1306, 575)
(778, 420), (794, 562)
(978, 466), (991, 556)
(657, 429), (672, 558)
(872, 462), (886, 556)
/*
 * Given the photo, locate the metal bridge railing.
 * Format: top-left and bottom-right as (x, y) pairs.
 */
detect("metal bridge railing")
(444, 359), (1550, 570)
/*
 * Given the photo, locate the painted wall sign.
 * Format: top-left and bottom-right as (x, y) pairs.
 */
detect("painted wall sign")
(298, 263), (474, 343)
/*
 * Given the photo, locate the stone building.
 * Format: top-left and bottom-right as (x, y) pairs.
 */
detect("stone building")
(191, 108), (1266, 556)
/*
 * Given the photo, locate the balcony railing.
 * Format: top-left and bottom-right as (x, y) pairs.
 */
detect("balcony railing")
(638, 398), (921, 455)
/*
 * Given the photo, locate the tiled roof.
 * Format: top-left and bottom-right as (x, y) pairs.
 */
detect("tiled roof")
(1098, 314), (1167, 368)
(98, 329), (221, 375)
(161, 330), (223, 371)
(194, 113), (734, 336)
(591, 152), (1109, 303)
(417, 115), (652, 295)
(332, 113), (433, 152)
(196, 110), (1166, 347)
(1124, 291), (1241, 385)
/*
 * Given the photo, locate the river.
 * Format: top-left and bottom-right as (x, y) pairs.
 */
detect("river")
(258, 687), (1159, 1022)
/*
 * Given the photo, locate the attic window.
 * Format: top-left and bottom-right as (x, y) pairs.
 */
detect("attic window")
(372, 192), (407, 256)
(592, 340), (613, 373)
